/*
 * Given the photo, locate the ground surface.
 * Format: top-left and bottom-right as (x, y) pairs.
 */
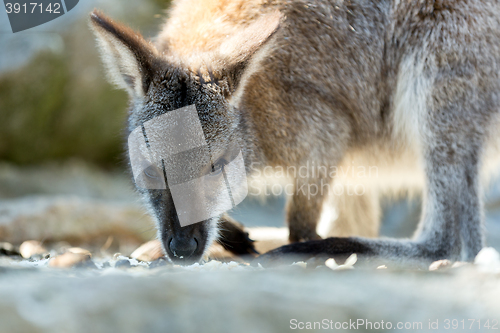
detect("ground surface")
(0, 253), (500, 333)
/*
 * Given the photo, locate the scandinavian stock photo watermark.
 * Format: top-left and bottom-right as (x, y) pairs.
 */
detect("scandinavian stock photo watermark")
(246, 162), (379, 199)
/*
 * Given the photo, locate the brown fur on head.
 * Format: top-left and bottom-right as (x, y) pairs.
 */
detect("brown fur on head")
(89, 9), (281, 264)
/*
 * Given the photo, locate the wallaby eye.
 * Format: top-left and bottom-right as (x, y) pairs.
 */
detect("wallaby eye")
(144, 165), (161, 179)
(210, 167), (222, 177)
(210, 158), (227, 176)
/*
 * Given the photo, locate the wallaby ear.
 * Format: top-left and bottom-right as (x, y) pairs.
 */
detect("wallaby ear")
(89, 10), (159, 98)
(217, 11), (282, 94)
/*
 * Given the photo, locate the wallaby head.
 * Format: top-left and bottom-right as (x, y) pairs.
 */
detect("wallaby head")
(89, 10), (280, 264)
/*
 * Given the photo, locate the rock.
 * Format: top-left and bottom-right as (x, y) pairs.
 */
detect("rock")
(115, 260), (131, 269)
(451, 262), (469, 269)
(475, 247), (500, 266)
(67, 247), (92, 258)
(291, 261), (307, 269)
(0, 242), (19, 256)
(49, 252), (91, 268)
(130, 240), (163, 262)
(101, 261), (111, 269)
(429, 259), (452, 271)
(325, 254), (357, 271)
(19, 240), (47, 259)
(149, 257), (169, 269)
(474, 247), (500, 273)
(74, 260), (98, 270)
(344, 253), (358, 266)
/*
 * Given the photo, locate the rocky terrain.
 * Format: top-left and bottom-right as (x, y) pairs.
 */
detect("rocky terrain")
(1, 242), (500, 333)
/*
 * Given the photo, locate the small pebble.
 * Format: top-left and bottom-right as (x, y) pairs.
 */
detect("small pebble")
(130, 240), (163, 262)
(49, 252), (91, 268)
(325, 253), (357, 271)
(19, 240), (47, 259)
(149, 257), (169, 269)
(68, 247), (92, 258)
(75, 260), (98, 269)
(429, 259), (452, 271)
(0, 242), (19, 256)
(451, 262), (468, 269)
(325, 258), (338, 270)
(344, 253), (358, 267)
(475, 247), (500, 266)
(291, 261), (307, 269)
(474, 247), (500, 273)
(115, 259), (132, 269)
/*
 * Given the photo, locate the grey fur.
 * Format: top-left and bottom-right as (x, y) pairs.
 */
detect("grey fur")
(90, 0), (500, 265)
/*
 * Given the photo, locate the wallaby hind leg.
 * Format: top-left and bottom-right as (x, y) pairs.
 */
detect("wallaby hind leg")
(412, 130), (483, 262)
(286, 176), (330, 243)
(413, 106), (486, 262)
(256, 55), (492, 267)
(256, 135), (484, 267)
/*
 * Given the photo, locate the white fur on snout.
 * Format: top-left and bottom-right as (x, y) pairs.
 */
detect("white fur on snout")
(202, 217), (220, 261)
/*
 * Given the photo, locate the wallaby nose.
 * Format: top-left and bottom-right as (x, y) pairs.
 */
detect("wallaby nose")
(169, 237), (198, 259)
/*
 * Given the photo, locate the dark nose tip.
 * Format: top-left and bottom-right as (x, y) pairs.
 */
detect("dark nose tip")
(169, 237), (198, 259)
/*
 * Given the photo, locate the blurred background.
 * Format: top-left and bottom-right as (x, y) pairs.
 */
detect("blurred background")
(1, 0), (500, 257)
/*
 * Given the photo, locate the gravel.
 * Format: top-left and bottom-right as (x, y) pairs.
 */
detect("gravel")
(0, 248), (499, 333)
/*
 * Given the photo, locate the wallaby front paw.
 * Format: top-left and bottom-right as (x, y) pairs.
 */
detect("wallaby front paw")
(217, 218), (259, 256)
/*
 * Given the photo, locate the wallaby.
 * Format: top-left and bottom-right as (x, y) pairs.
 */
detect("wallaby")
(90, 0), (500, 266)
